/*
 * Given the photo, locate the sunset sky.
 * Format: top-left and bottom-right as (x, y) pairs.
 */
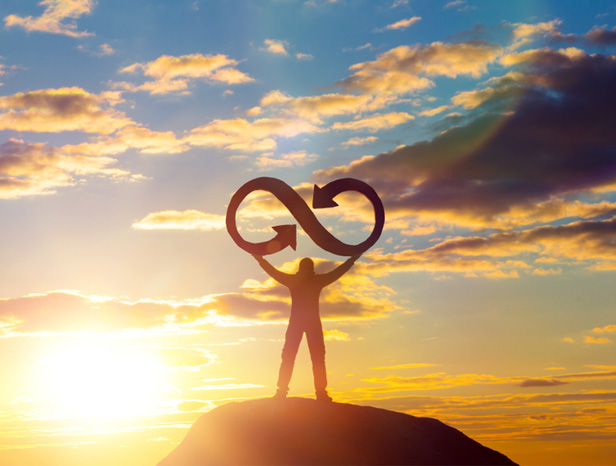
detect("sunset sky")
(1, 1), (616, 465)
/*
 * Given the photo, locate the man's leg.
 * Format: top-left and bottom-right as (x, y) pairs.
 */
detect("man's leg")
(275, 321), (303, 397)
(305, 320), (331, 401)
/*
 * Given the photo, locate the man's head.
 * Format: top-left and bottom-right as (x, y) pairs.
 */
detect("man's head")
(298, 257), (315, 276)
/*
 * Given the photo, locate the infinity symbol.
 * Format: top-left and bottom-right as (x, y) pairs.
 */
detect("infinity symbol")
(226, 177), (384, 256)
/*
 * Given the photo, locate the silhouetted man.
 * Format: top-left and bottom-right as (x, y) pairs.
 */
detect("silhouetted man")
(253, 254), (360, 402)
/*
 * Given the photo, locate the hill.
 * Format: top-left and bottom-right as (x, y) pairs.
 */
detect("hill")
(158, 397), (517, 465)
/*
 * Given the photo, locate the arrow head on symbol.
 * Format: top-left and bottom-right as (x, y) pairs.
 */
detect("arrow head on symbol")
(312, 184), (339, 209)
(272, 224), (297, 250)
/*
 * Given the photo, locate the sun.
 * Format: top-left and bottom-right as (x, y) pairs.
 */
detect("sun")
(37, 339), (165, 421)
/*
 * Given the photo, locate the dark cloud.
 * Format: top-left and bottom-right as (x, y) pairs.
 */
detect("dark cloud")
(519, 378), (568, 388)
(316, 51), (616, 224)
(583, 25), (616, 45)
(551, 25), (616, 46)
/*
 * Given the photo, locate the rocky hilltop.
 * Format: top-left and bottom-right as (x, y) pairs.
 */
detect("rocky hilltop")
(158, 397), (517, 465)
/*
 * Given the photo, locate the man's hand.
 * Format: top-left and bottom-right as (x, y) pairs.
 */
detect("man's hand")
(252, 255), (269, 267)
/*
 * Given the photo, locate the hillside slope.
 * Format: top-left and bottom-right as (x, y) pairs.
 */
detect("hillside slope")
(158, 397), (517, 465)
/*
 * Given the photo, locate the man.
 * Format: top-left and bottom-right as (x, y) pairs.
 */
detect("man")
(253, 254), (360, 402)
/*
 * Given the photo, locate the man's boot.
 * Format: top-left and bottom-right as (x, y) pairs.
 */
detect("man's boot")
(315, 389), (332, 402)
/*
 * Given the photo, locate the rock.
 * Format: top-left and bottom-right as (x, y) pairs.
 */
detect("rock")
(158, 397), (517, 465)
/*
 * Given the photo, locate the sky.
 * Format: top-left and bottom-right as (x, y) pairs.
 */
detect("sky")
(1, 0), (616, 465)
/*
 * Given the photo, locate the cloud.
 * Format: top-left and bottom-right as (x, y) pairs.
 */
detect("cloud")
(508, 19), (562, 50)
(92, 125), (189, 154)
(359, 368), (616, 393)
(296, 52), (314, 60)
(0, 61), (19, 86)
(593, 325), (616, 334)
(340, 41), (503, 95)
(186, 117), (320, 153)
(0, 87), (131, 134)
(258, 91), (391, 124)
(227, 270), (397, 322)
(0, 291), (170, 334)
(531, 267), (562, 276)
(546, 23), (616, 46)
(450, 71), (526, 110)
(357, 247), (524, 279)
(4, 0), (95, 38)
(98, 43), (115, 56)
(518, 379), (569, 387)
(391, 0), (408, 8)
(584, 336), (612, 344)
(331, 112), (414, 132)
(0, 267), (397, 335)
(317, 51), (616, 229)
(582, 25), (616, 45)
(206, 35), (548, 161)
(345, 388), (616, 445)
(345, 42), (373, 52)
(559, 369), (616, 380)
(323, 329), (350, 341)
(242, 258), (400, 321)
(262, 39), (289, 55)
(59, 124), (190, 156)
(208, 90), (400, 158)
(78, 42), (116, 56)
(0, 138), (135, 199)
(443, 0), (474, 12)
(500, 46), (587, 67)
(0, 290), (275, 335)
(176, 400), (214, 413)
(256, 150), (319, 170)
(117, 53), (253, 95)
(377, 16), (421, 32)
(122, 54), (243, 81)
(358, 216), (616, 277)
(361, 372), (511, 391)
(341, 136), (378, 147)
(260, 39), (313, 60)
(419, 105), (451, 117)
(371, 363), (437, 370)
(132, 210), (226, 231)
(443, 0), (462, 8)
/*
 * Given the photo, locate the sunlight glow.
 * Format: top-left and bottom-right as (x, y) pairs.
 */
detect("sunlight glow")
(37, 341), (164, 421)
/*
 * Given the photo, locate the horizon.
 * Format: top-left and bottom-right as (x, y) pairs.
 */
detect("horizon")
(1, 1), (616, 465)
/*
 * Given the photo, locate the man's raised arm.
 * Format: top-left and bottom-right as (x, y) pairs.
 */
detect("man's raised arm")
(319, 254), (361, 287)
(252, 255), (292, 286)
